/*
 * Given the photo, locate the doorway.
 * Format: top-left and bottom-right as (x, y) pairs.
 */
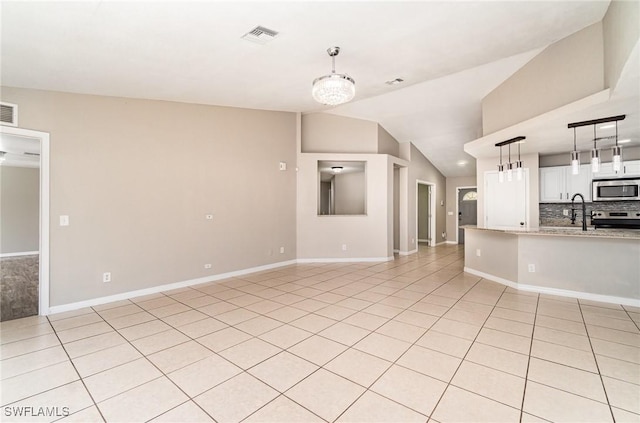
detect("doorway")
(416, 181), (435, 246)
(457, 187), (477, 244)
(0, 126), (50, 318)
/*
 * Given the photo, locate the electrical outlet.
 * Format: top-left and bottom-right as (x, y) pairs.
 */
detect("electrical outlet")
(476, 249), (481, 257)
(342, 244), (347, 251)
(411, 238), (415, 244)
(59, 215), (69, 226)
(279, 246), (285, 254)
(102, 272), (111, 283)
(204, 264), (212, 269)
(205, 214), (214, 220)
(563, 209), (569, 216)
(528, 264), (536, 273)
(279, 162), (287, 171)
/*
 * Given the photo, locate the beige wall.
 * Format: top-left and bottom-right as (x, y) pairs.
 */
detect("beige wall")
(445, 175), (477, 242)
(297, 153), (392, 260)
(0, 166), (40, 253)
(603, 0), (640, 91)
(482, 22), (605, 135)
(476, 153), (539, 228)
(377, 125), (400, 157)
(301, 113), (378, 153)
(1, 87), (297, 306)
(465, 228), (640, 302)
(406, 144), (447, 248)
(334, 171), (366, 215)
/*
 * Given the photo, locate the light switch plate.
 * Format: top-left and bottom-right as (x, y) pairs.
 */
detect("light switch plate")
(279, 162), (287, 171)
(60, 215), (69, 226)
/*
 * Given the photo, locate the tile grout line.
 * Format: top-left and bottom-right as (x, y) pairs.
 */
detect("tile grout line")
(518, 291), (540, 423)
(577, 300), (617, 422)
(45, 315), (108, 423)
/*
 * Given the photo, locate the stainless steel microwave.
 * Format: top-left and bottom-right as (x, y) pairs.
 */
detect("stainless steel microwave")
(592, 178), (640, 201)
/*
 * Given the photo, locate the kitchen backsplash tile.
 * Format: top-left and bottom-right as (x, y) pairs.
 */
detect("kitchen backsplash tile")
(539, 201), (640, 227)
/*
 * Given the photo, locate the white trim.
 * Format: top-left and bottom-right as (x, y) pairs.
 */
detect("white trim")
(0, 126), (50, 315)
(455, 185), (477, 244)
(445, 241), (458, 245)
(398, 249), (418, 256)
(49, 256), (399, 315)
(464, 267), (640, 307)
(417, 239), (429, 243)
(49, 259), (298, 315)
(0, 251), (39, 258)
(393, 249), (400, 253)
(297, 256), (394, 263)
(433, 241), (448, 246)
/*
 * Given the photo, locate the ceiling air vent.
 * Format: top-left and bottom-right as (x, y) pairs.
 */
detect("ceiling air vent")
(242, 26), (279, 44)
(0, 102), (18, 127)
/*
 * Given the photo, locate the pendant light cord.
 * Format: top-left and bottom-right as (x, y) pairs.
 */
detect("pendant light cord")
(573, 128), (577, 151)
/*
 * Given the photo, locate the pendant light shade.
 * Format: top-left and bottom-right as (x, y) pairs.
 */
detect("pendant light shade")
(612, 121), (623, 172)
(312, 47), (355, 106)
(591, 147), (600, 173)
(570, 128), (580, 175)
(571, 150), (580, 175)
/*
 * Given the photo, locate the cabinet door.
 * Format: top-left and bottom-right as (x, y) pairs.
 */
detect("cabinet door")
(485, 170), (528, 229)
(540, 167), (565, 202)
(595, 162), (619, 178)
(623, 160), (640, 176)
(565, 165), (592, 202)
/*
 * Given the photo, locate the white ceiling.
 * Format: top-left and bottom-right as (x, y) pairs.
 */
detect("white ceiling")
(1, 1), (614, 176)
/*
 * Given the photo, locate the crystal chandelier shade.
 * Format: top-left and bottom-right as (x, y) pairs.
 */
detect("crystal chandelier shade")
(312, 47), (355, 106)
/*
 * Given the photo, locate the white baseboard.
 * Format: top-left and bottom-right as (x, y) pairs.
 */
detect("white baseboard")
(48, 259), (298, 315)
(433, 241), (447, 246)
(445, 241), (458, 245)
(464, 267), (640, 307)
(1, 251), (39, 258)
(297, 256), (394, 264)
(398, 249), (418, 256)
(417, 239), (429, 243)
(48, 256), (399, 315)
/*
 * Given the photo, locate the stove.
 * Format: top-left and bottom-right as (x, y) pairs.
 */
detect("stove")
(591, 210), (640, 229)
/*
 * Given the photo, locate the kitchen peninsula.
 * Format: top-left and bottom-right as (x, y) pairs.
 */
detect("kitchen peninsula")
(463, 226), (640, 306)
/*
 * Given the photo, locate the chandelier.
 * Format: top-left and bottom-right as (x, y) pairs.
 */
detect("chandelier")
(312, 47), (355, 106)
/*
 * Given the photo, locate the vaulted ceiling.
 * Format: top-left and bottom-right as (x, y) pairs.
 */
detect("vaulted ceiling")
(1, 1), (614, 176)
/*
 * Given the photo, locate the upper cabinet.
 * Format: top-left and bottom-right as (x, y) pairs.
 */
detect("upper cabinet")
(593, 160), (640, 178)
(540, 160), (640, 203)
(540, 165), (592, 203)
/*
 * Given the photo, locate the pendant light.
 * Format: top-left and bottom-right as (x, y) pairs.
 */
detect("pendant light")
(570, 127), (580, 175)
(612, 121), (623, 172)
(495, 136), (524, 183)
(516, 142), (524, 180)
(497, 145), (504, 183)
(591, 125), (600, 173)
(312, 47), (356, 106)
(568, 115), (625, 174)
(506, 144), (513, 182)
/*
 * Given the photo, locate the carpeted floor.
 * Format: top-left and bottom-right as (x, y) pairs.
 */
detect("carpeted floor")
(1, 255), (39, 321)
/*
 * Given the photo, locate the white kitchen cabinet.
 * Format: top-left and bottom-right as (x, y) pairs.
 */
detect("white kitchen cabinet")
(623, 160), (640, 176)
(593, 160), (640, 178)
(540, 165), (591, 203)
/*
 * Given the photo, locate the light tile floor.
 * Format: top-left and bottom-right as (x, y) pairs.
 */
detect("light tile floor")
(1, 244), (639, 422)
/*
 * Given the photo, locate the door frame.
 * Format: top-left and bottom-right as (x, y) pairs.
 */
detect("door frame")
(456, 185), (477, 244)
(0, 125), (50, 315)
(416, 180), (436, 246)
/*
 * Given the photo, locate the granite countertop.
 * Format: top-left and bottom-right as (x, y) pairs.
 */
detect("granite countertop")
(463, 225), (640, 240)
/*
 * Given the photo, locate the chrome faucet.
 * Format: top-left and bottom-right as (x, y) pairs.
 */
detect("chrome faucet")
(570, 193), (588, 231)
